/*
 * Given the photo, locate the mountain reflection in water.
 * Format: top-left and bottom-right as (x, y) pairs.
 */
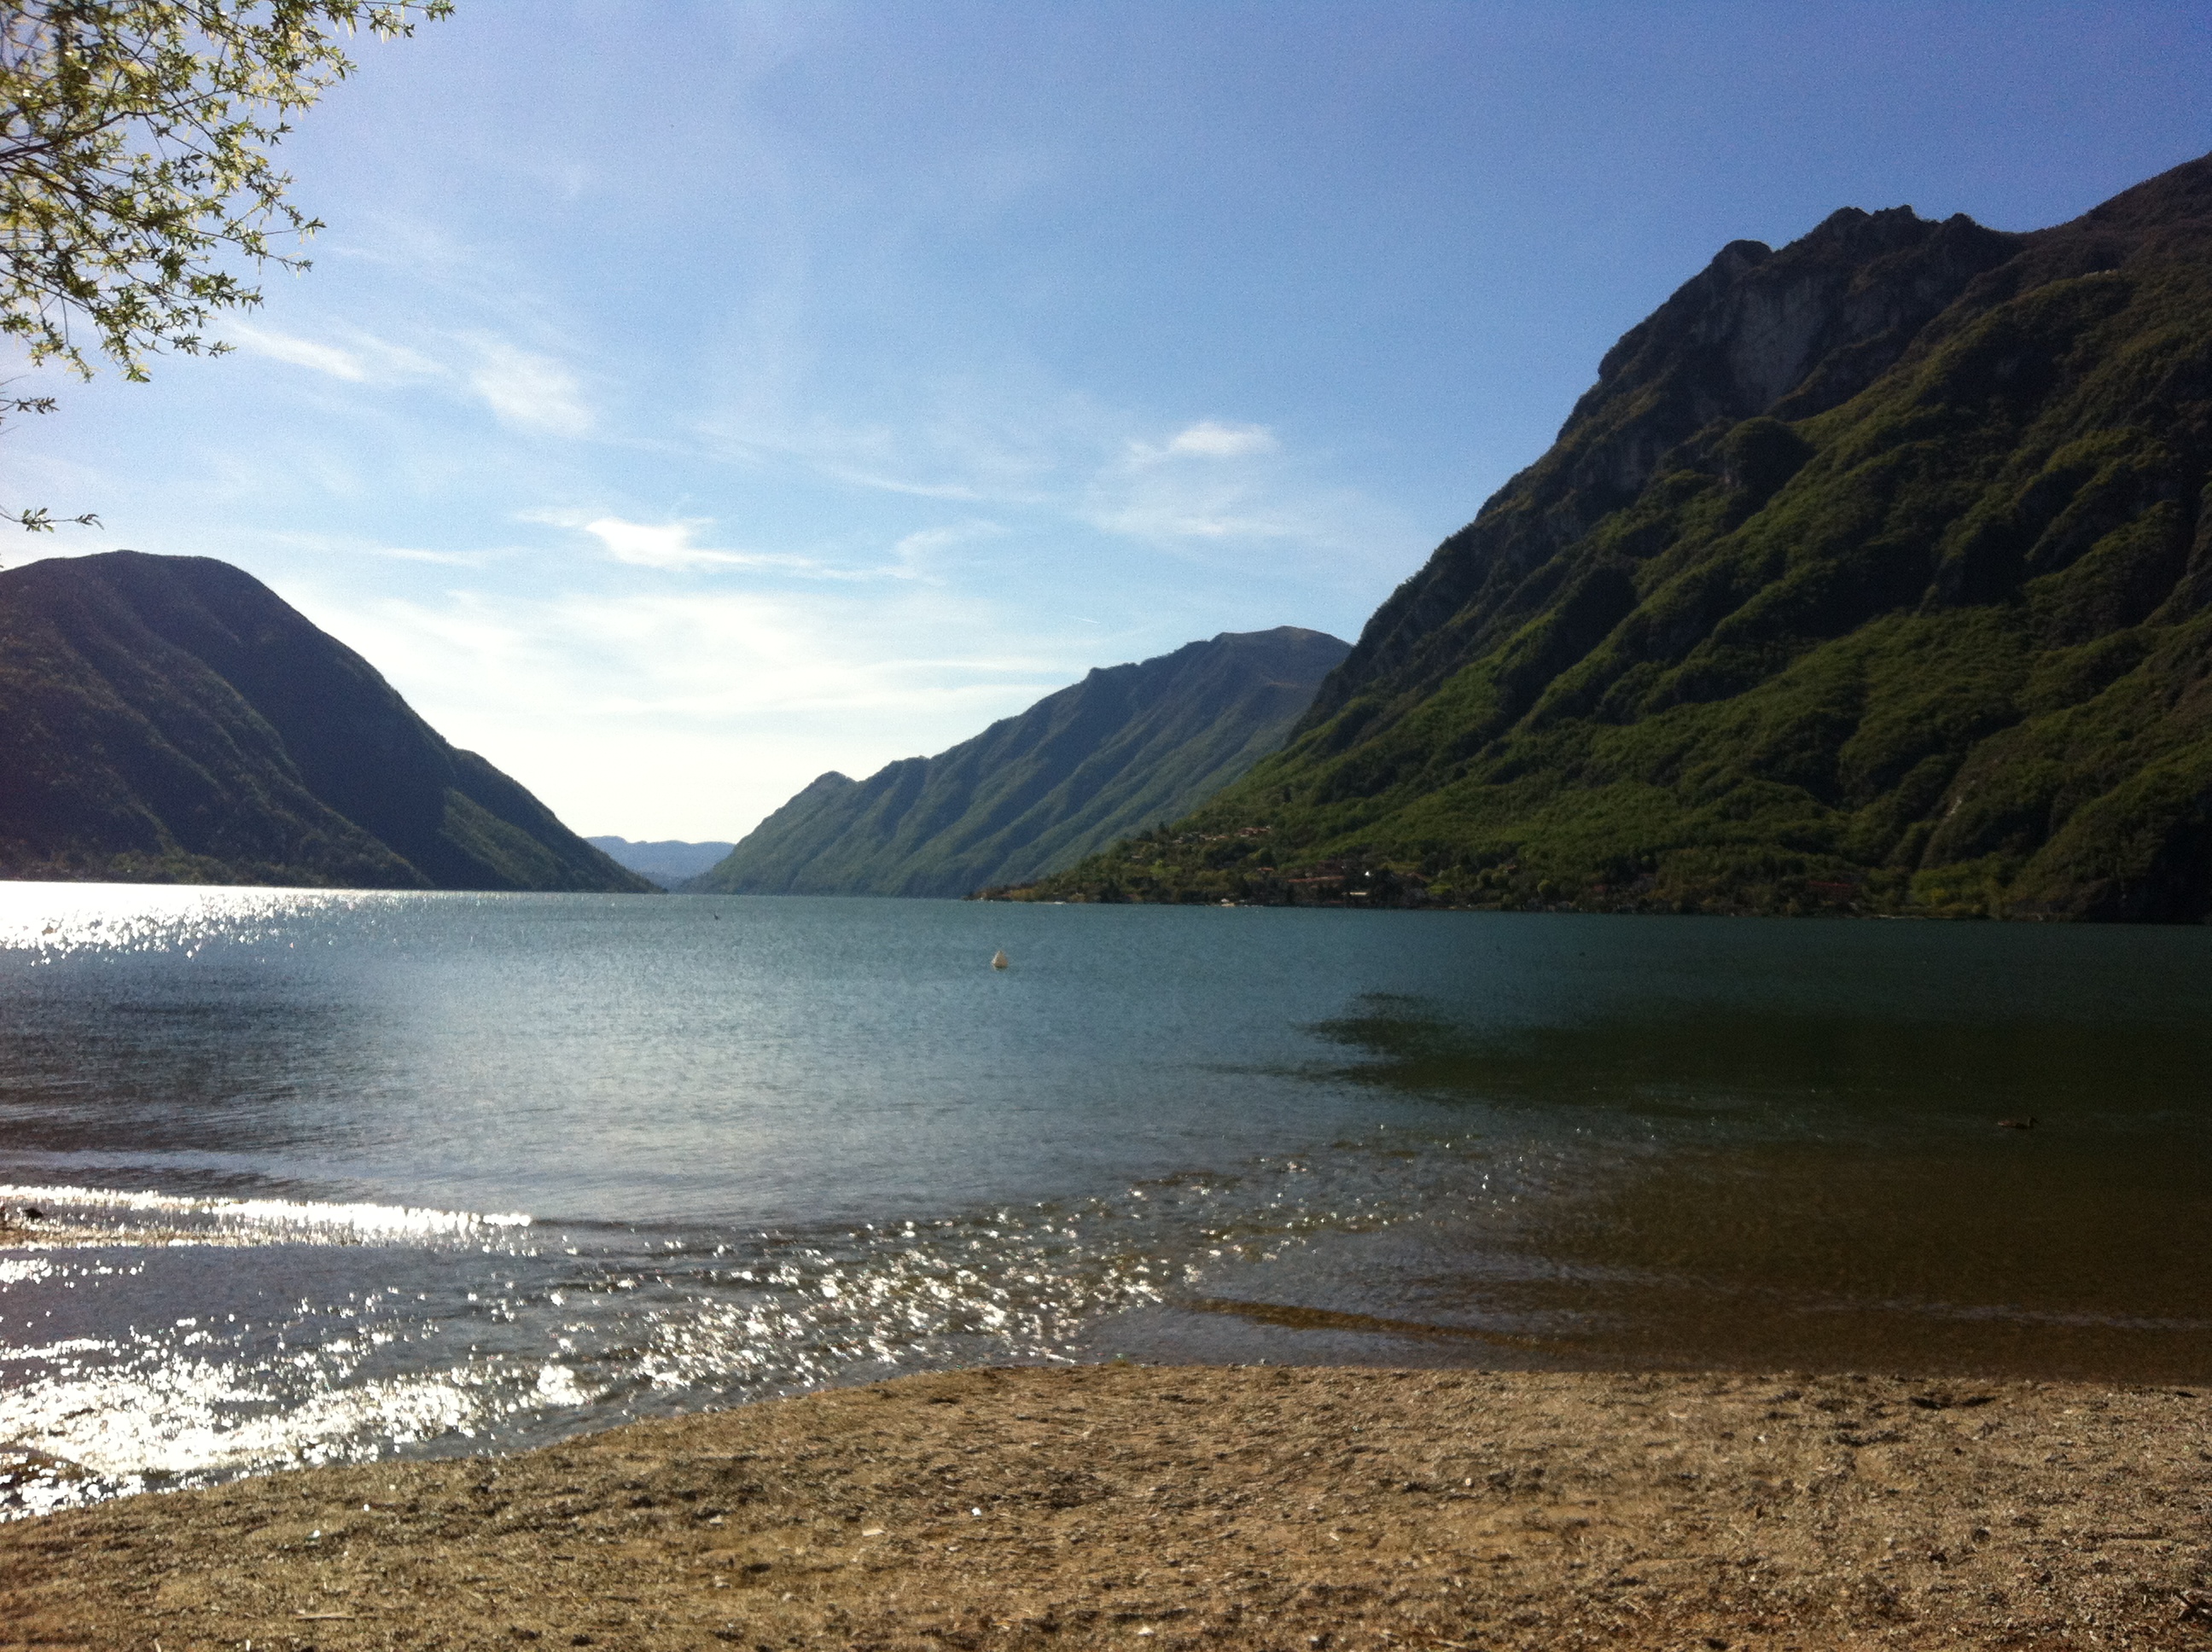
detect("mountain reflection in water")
(1289, 992), (2212, 1378)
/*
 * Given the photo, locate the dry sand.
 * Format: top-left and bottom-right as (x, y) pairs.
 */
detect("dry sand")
(3, 1364), (2209, 1651)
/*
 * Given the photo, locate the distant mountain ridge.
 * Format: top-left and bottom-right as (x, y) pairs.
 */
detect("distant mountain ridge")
(0, 551), (651, 891)
(1019, 151), (2212, 921)
(587, 836), (735, 889)
(690, 626), (1349, 898)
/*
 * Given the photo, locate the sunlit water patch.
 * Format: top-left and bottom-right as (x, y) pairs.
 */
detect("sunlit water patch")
(0, 883), (422, 963)
(0, 1129), (1540, 1517)
(0, 1184), (531, 1247)
(3, 889), (2209, 1517)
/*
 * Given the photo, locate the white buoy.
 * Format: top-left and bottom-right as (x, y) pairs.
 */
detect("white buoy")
(991, 949), (1010, 969)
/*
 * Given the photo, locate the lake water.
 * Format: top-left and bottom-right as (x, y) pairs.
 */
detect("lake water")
(2, 887), (2208, 1515)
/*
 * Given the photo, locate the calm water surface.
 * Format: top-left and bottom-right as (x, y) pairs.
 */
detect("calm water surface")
(1, 887), (2207, 1514)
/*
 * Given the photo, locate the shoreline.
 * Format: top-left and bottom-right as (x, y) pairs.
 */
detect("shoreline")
(4, 1364), (2207, 1650)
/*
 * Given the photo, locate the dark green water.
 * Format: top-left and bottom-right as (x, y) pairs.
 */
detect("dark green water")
(0, 887), (2205, 1513)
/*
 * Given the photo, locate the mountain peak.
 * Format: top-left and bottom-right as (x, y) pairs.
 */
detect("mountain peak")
(1317, 195), (2024, 728)
(1022, 149), (2212, 922)
(0, 552), (650, 891)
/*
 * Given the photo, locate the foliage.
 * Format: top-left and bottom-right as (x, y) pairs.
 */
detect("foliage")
(1, 0), (451, 530)
(3, 0), (450, 377)
(1006, 157), (2212, 922)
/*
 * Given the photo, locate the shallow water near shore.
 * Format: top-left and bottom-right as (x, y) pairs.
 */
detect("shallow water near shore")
(1, 887), (2207, 1515)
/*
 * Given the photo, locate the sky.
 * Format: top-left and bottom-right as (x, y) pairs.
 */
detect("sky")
(9, 1), (2212, 841)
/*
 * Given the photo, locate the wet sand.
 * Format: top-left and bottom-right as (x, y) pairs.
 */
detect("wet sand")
(3, 1364), (2209, 1650)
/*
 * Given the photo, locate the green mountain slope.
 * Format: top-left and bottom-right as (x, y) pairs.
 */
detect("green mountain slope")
(1016, 153), (2212, 921)
(690, 626), (1349, 898)
(0, 551), (653, 891)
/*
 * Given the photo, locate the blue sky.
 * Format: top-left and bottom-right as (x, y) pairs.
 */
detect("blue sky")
(11, 1), (2212, 839)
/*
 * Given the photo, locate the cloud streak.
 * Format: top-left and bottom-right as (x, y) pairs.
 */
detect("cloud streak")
(229, 321), (591, 438)
(579, 516), (831, 573)
(233, 296), (1393, 581)
(530, 513), (987, 583)
(1158, 421), (1278, 460)
(466, 337), (592, 437)
(694, 391), (1397, 570)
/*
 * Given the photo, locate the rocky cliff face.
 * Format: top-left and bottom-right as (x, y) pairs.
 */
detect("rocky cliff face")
(1020, 151), (2212, 921)
(1311, 207), (2024, 730)
(0, 552), (652, 891)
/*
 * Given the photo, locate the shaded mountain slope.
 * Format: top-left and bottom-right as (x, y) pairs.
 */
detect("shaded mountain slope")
(690, 627), (1349, 898)
(1017, 153), (2212, 921)
(0, 551), (652, 891)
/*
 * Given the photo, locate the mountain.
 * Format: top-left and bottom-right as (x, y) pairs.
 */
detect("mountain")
(586, 836), (735, 889)
(1015, 153), (2212, 922)
(689, 626), (1351, 898)
(0, 551), (653, 892)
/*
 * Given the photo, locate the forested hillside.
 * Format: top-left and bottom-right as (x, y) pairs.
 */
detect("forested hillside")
(0, 552), (652, 892)
(693, 627), (1348, 898)
(1014, 154), (2212, 921)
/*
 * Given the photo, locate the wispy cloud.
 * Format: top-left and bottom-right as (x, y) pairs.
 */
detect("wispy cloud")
(227, 321), (445, 385)
(808, 467), (996, 503)
(1156, 420), (1278, 461)
(228, 320), (591, 438)
(1091, 419), (1304, 544)
(466, 337), (592, 437)
(695, 373), (1091, 507)
(376, 546), (508, 567)
(1088, 486), (1295, 542)
(888, 522), (998, 577)
(583, 517), (738, 571)
(228, 324), (370, 381)
(694, 399), (1313, 547)
(693, 378), (1395, 566)
(579, 516), (809, 573)
(534, 512), (982, 581)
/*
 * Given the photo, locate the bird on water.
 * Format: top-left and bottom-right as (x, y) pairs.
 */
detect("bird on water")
(991, 949), (1010, 969)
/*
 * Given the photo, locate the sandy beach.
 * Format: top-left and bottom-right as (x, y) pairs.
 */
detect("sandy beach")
(4, 1364), (2208, 1650)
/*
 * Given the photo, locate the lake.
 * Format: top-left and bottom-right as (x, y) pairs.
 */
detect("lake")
(2, 886), (2208, 1515)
